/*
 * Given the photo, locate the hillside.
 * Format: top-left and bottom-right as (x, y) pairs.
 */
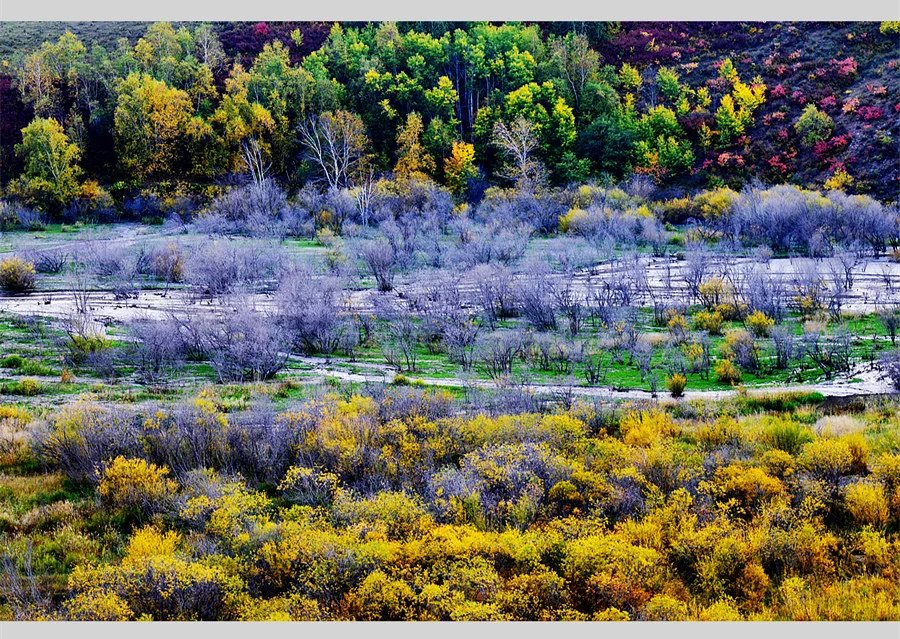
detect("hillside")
(597, 22), (899, 199)
(0, 21), (897, 202)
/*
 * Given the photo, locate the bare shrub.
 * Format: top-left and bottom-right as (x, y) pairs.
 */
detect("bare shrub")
(26, 249), (68, 274)
(195, 306), (290, 382)
(186, 240), (282, 298)
(360, 239), (396, 292)
(471, 263), (517, 330)
(376, 300), (420, 372)
(478, 330), (528, 379)
(277, 267), (357, 355)
(516, 266), (558, 331)
(129, 319), (185, 383)
(878, 350), (900, 389)
(801, 329), (852, 379)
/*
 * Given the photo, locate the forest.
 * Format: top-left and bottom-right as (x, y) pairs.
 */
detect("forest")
(0, 21), (898, 622)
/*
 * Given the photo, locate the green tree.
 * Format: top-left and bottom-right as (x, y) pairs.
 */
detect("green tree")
(14, 117), (83, 210)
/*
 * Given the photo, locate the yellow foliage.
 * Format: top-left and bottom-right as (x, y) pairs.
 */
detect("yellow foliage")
(693, 309), (723, 335)
(619, 409), (677, 448)
(558, 207), (589, 233)
(66, 589), (134, 621)
(345, 570), (418, 620)
(799, 438), (854, 478)
(124, 526), (181, 563)
(844, 483), (889, 527)
(746, 310), (775, 337)
(0, 257), (36, 293)
(715, 359), (742, 385)
(97, 456), (177, 510)
(693, 187), (737, 219)
(824, 168), (854, 191)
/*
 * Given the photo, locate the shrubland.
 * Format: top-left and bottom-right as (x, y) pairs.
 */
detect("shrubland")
(0, 388), (897, 620)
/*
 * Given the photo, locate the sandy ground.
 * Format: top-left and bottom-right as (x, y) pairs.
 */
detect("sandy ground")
(1, 225), (897, 399)
(292, 355), (896, 400)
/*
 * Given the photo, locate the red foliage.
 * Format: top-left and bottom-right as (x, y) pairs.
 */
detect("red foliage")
(857, 106), (884, 121)
(831, 57), (858, 77)
(770, 84), (787, 98)
(813, 134), (851, 160)
(818, 95), (837, 110)
(717, 152), (745, 168)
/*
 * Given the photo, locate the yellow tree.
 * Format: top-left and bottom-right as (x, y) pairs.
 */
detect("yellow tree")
(114, 73), (193, 181)
(394, 112), (435, 181)
(210, 65), (277, 174)
(443, 141), (477, 196)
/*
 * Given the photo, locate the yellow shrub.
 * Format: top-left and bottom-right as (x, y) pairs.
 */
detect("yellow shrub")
(68, 553), (244, 621)
(693, 309), (723, 335)
(824, 169), (854, 192)
(699, 599), (743, 621)
(666, 373), (687, 398)
(123, 526), (181, 563)
(693, 187), (738, 219)
(0, 257), (36, 294)
(333, 490), (433, 540)
(0, 405), (30, 422)
(97, 456), (177, 511)
(799, 438), (854, 479)
(710, 463), (785, 512)
(667, 312), (688, 333)
(66, 589), (134, 621)
(694, 417), (742, 448)
(236, 594), (322, 621)
(182, 480), (274, 550)
(715, 359), (742, 385)
(852, 529), (895, 575)
(593, 607), (631, 620)
(746, 310), (775, 337)
(698, 277), (732, 308)
(278, 465), (340, 506)
(495, 569), (568, 620)
(643, 594), (688, 620)
(620, 409), (677, 447)
(345, 570), (418, 620)
(559, 208), (589, 233)
(844, 483), (889, 527)
(760, 449), (796, 479)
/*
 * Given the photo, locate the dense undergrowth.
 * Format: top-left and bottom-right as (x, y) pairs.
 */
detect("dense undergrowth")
(0, 387), (898, 620)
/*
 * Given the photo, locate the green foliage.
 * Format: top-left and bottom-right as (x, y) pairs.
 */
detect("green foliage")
(795, 104), (834, 147)
(761, 418), (815, 455)
(13, 118), (84, 211)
